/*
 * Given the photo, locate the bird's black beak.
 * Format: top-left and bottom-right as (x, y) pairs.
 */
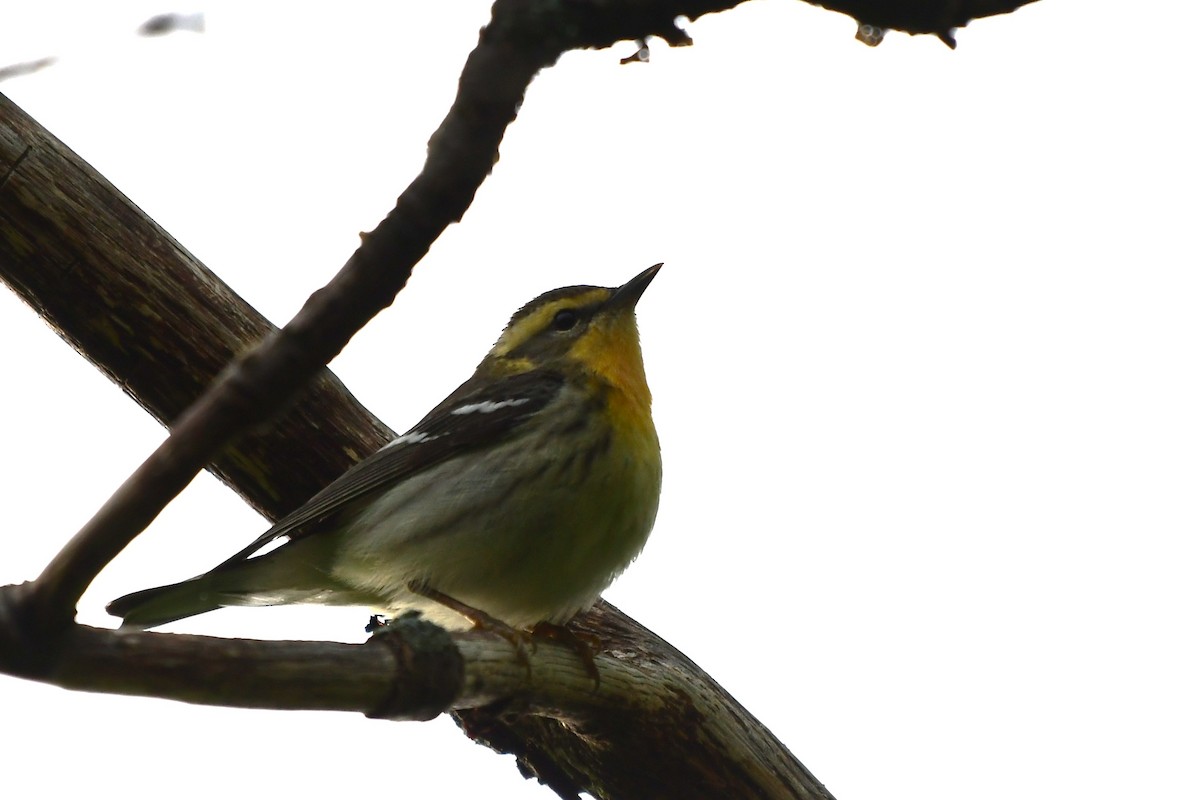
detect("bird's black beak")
(607, 263), (662, 310)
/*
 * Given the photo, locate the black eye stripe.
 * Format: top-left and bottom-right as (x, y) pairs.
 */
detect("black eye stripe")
(552, 309), (580, 331)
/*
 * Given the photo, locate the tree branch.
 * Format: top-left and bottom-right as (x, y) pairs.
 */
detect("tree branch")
(2, 1), (1045, 797)
(809, 0), (1039, 46)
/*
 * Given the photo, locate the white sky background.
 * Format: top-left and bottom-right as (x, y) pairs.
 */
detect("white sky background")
(2, 1), (1198, 798)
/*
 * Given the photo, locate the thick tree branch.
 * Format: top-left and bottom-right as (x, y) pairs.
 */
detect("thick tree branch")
(2, 601), (826, 798)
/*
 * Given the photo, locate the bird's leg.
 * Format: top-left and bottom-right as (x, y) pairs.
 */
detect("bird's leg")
(406, 581), (533, 671)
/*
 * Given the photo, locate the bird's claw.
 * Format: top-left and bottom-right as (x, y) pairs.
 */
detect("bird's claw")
(531, 621), (602, 688)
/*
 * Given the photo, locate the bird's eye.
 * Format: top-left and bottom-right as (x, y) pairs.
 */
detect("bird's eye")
(552, 309), (580, 331)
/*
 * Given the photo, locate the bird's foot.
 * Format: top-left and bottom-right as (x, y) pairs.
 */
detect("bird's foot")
(406, 581), (534, 674)
(530, 621), (602, 688)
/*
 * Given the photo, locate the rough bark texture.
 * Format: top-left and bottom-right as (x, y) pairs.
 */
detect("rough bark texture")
(458, 603), (835, 799)
(0, 96), (393, 523)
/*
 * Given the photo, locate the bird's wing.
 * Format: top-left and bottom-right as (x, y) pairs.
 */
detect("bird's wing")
(214, 367), (565, 569)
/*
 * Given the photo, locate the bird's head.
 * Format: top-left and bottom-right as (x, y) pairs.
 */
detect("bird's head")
(482, 264), (661, 412)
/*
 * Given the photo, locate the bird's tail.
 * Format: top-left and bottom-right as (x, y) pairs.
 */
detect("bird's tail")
(106, 575), (224, 629)
(107, 536), (353, 629)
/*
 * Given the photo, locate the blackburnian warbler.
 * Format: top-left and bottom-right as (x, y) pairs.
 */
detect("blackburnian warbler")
(108, 264), (663, 631)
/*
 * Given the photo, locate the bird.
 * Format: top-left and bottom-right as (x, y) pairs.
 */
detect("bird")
(108, 265), (664, 633)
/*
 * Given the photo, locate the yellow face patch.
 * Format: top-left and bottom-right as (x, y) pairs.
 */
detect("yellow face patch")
(570, 310), (652, 417)
(483, 284), (652, 430)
